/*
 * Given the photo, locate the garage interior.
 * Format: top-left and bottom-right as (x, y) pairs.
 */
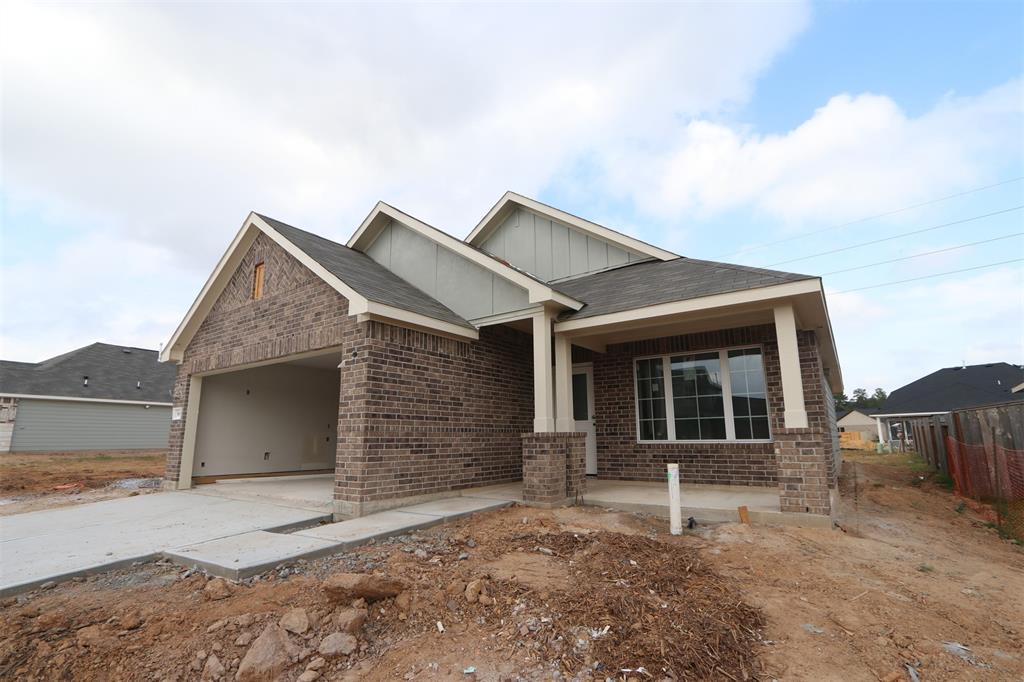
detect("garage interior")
(191, 351), (341, 482)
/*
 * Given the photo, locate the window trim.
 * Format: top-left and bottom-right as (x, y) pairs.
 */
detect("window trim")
(633, 344), (773, 444)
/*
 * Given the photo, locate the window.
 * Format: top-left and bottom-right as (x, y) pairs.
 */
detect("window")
(252, 262), (265, 300)
(634, 346), (770, 442)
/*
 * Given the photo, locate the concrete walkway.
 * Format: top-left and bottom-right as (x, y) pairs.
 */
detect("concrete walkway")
(0, 491), (329, 596)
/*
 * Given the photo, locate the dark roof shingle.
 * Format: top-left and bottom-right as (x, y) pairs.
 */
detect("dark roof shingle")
(555, 257), (815, 321)
(257, 214), (473, 329)
(880, 363), (1024, 414)
(0, 343), (177, 403)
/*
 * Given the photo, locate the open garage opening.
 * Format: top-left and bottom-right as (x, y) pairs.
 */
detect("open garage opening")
(190, 350), (341, 483)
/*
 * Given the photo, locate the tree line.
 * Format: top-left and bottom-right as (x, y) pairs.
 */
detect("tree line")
(833, 387), (887, 411)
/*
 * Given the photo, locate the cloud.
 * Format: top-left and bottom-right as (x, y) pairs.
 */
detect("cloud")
(600, 79), (1023, 227)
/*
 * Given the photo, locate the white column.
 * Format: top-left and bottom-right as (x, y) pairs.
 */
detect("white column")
(774, 303), (808, 429)
(554, 334), (573, 432)
(177, 374), (203, 490)
(876, 416), (885, 444)
(532, 309), (555, 432)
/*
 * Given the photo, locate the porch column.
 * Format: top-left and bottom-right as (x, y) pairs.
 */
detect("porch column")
(554, 334), (574, 432)
(773, 303), (808, 429)
(532, 308), (555, 432)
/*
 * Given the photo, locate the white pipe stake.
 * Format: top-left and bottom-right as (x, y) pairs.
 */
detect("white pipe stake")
(667, 463), (682, 535)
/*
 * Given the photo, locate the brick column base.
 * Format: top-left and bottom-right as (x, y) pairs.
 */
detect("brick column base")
(522, 432), (587, 508)
(775, 429), (832, 516)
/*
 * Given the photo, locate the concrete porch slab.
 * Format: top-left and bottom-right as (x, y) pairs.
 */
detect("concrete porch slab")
(189, 474), (334, 514)
(459, 482), (524, 502)
(164, 531), (343, 580)
(292, 510), (441, 545)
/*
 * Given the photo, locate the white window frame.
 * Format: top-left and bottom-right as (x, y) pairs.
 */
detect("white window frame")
(633, 344), (772, 444)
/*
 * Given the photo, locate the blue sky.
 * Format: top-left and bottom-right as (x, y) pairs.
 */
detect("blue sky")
(1, 1), (1022, 393)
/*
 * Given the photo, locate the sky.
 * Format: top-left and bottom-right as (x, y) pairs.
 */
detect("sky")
(1, 1), (1022, 394)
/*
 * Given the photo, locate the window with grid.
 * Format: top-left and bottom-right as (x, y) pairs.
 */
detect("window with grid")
(634, 346), (770, 442)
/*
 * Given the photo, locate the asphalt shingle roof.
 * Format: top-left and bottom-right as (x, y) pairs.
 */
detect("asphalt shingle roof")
(0, 343), (177, 403)
(257, 214), (474, 330)
(555, 257), (815, 321)
(879, 363), (1024, 414)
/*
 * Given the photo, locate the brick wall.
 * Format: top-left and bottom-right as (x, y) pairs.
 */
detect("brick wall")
(334, 321), (533, 517)
(521, 432), (586, 507)
(166, 232), (364, 484)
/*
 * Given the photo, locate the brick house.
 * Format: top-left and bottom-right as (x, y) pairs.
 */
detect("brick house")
(160, 193), (843, 521)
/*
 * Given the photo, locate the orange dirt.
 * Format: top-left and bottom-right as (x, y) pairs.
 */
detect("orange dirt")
(0, 450), (165, 515)
(0, 451), (1021, 681)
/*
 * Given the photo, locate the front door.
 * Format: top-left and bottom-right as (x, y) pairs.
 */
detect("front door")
(572, 365), (597, 475)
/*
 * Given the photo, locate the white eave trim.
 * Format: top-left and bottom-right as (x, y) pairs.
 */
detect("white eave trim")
(357, 302), (479, 341)
(467, 191), (679, 262)
(873, 412), (950, 418)
(0, 393), (173, 407)
(553, 279), (823, 333)
(347, 201), (584, 311)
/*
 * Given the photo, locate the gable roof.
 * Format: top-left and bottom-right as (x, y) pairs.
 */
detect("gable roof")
(346, 201), (583, 310)
(837, 407), (879, 420)
(467, 191), (679, 262)
(256, 215), (473, 329)
(878, 363), (1024, 415)
(160, 212), (479, 362)
(555, 257), (815, 321)
(0, 343), (176, 404)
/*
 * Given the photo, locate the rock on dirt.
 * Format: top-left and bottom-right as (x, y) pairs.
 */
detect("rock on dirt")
(279, 607), (309, 634)
(322, 573), (406, 603)
(201, 653), (225, 681)
(76, 624), (106, 647)
(236, 624), (298, 682)
(318, 632), (358, 658)
(332, 607), (368, 634)
(203, 578), (234, 601)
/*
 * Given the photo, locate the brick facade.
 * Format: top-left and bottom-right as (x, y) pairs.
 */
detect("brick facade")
(521, 432), (587, 507)
(334, 322), (533, 517)
(584, 324), (838, 515)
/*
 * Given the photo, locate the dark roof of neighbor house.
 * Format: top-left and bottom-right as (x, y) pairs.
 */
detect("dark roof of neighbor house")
(555, 257), (814, 321)
(0, 343), (177, 403)
(879, 363), (1024, 415)
(257, 214), (475, 330)
(837, 407), (879, 420)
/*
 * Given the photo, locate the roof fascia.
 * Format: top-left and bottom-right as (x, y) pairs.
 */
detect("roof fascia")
(348, 202), (583, 310)
(358, 302), (479, 341)
(467, 191), (679, 262)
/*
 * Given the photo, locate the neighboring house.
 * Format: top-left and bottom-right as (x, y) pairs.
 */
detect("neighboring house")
(160, 192), (844, 520)
(0, 343), (176, 452)
(837, 407), (879, 443)
(874, 363), (1024, 457)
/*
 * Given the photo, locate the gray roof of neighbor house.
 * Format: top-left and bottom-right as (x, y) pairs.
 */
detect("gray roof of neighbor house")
(879, 363), (1024, 415)
(0, 343), (177, 403)
(257, 214), (475, 329)
(555, 257), (815, 320)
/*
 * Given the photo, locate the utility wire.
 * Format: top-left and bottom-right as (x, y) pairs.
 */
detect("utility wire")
(829, 258), (1024, 294)
(763, 205), (1024, 267)
(821, 232), (1024, 275)
(718, 175), (1024, 259)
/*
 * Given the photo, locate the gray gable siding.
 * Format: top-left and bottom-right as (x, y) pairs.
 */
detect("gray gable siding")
(481, 207), (647, 282)
(365, 220), (530, 321)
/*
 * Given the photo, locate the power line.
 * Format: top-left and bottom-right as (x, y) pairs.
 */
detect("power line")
(718, 175), (1024, 259)
(829, 258), (1024, 294)
(763, 205), (1024, 267)
(821, 232), (1024, 275)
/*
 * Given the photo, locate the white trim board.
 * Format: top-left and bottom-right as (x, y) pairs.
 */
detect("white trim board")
(0, 393), (172, 407)
(467, 191), (678, 262)
(346, 201), (583, 310)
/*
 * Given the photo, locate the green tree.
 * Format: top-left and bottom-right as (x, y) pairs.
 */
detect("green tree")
(833, 391), (850, 410)
(870, 388), (888, 407)
(852, 388), (869, 406)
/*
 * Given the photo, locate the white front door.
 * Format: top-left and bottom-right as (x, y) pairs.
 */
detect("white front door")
(572, 365), (597, 475)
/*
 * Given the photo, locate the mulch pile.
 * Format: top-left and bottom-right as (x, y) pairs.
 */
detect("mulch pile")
(513, 531), (765, 679)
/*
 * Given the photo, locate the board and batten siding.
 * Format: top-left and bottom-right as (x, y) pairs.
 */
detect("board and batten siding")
(481, 207), (650, 282)
(10, 398), (172, 452)
(365, 219), (530, 321)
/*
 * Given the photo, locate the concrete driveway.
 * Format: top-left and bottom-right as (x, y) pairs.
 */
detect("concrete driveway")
(0, 490), (328, 596)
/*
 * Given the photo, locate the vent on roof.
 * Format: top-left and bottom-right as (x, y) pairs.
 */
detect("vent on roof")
(137, 381), (142, 389)
(122, 348), (132, 353)
(83, 376), (89, 386)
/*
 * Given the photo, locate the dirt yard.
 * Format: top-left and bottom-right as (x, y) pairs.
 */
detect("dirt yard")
(0, 450), (165, 515)
(1, 451), (1021, 680)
